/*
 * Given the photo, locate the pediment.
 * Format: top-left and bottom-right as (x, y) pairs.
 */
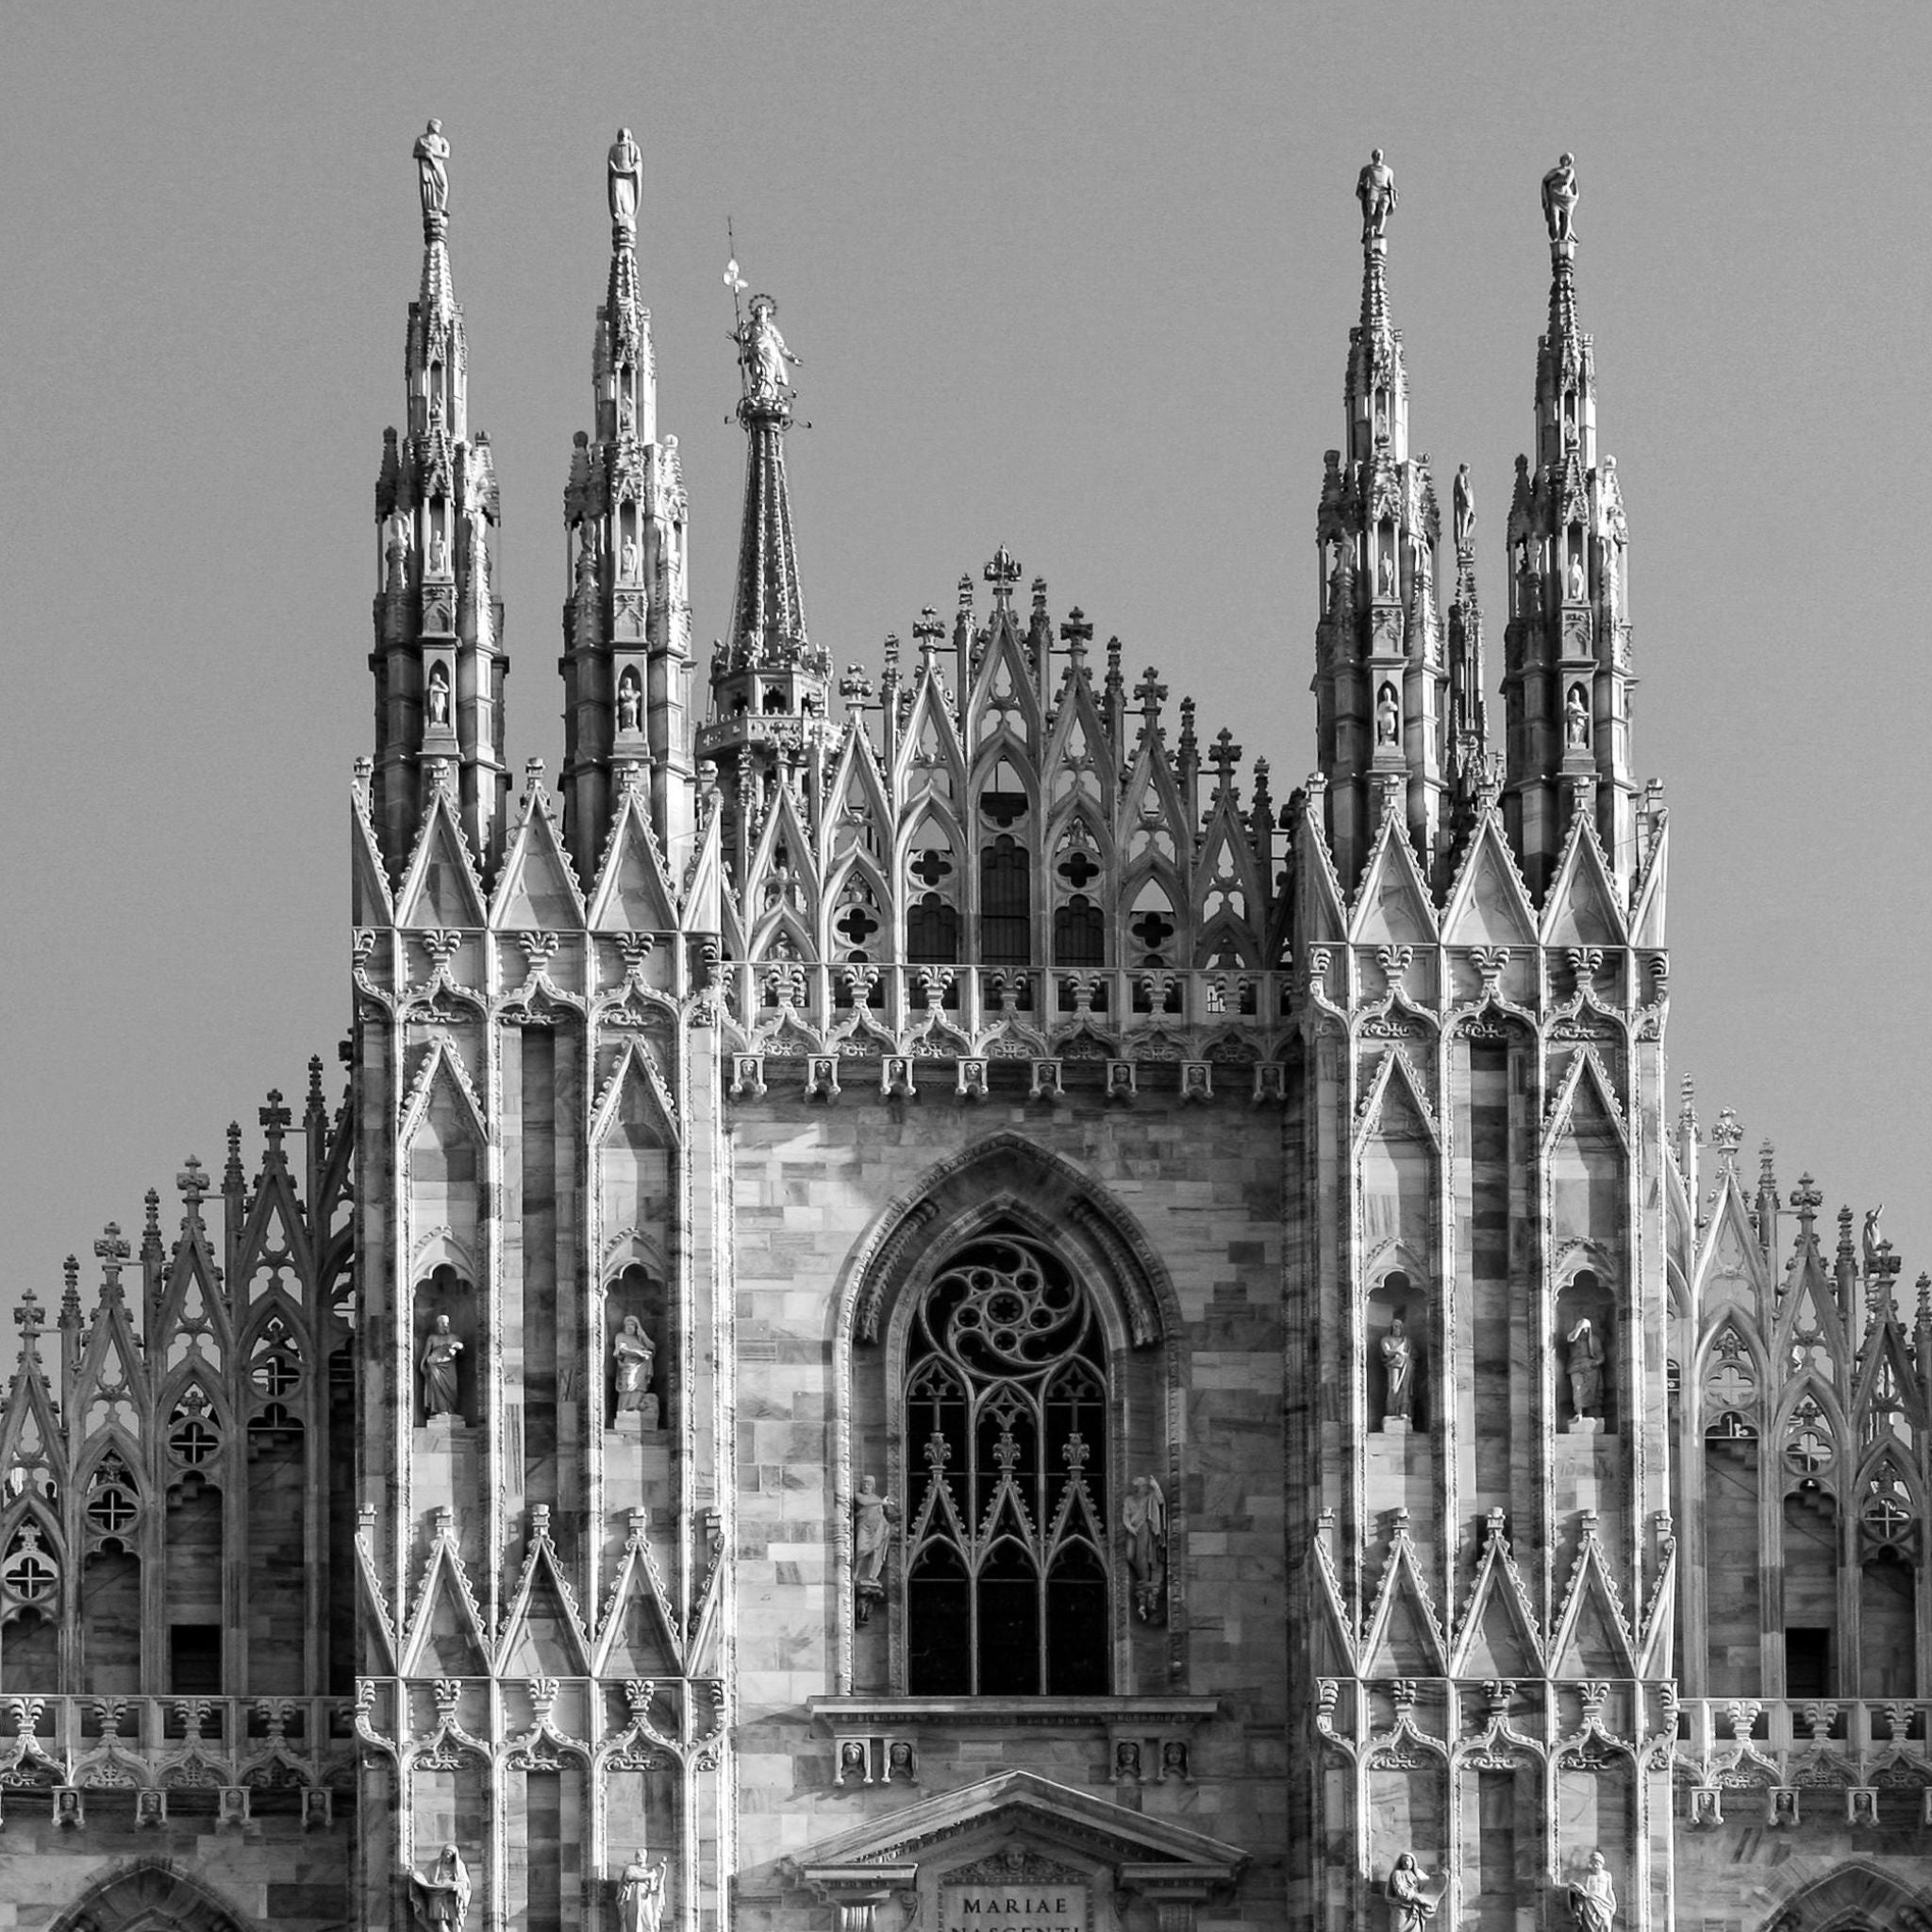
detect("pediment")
(791, 1769), (1247, 1909)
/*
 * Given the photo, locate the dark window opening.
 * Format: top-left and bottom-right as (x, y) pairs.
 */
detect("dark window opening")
(981, 835), (1031, 965)
(170, 1623), (222, 1693)
(1053, 894), (1104, 966)
(907, 894), (960, 964)
(1785, 1625), (1830, 1699)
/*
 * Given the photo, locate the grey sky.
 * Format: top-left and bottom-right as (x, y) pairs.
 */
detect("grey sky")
(2, 5), (1927, 1304)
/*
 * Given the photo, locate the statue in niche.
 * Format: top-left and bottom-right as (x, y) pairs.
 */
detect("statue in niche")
(1380, 1313), (1416, 1424)
(1542, 153), (1580, 244)
(1114, 1740), (1141, 1780)
(612, 1316), (657, 1424)
(1375, 683), (1400, 748)
(621, 533), (641, 582)
(1376, 551), (1395, 601)
(608, 128), (643, 233)
(737, 294), (798, 402)
(1565, 683), (1590, 750)
(887, 1739), (915, 1780)
(414, 121), (451, 224)
(1160, 1739), (1189, 1779)
(1453, 464), (1474, 554)
(615, 1849), (666, 1932)
(852, 1474), (899, 1623)
(1565, 1849), (1615, 1932)
(426, 665), (451, 729)
(618, 675), (643, 735)
(839, 1740), (868, 1781)
(1384, 1853), (1442, 1931)
(427, 530), (451, 578)
(420, 1315), (462, 1420)
(410, 1843), (472, 1932)
(1566, 1317), (1606, 1421)
(1357, 148), (1398, 242)
(1123, 1474), (1167, 1623)
(1568, 552), (1587, 602)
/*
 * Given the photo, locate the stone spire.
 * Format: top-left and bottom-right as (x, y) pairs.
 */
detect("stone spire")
(559, 129), (694, 881)
(1502, 154), (1639, 893)
(1444, 461), (1496, 841)
(369, 120), (510, 882)
(1311, 151), (1449, 889)
(700, 275), (832, 876)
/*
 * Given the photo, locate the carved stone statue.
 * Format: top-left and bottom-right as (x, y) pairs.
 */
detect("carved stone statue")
(1568, 552), (1587, 602)
(608, 128), (643, 233)
(738, 295), (798, 402)
(1566, 1317), (1605, 1420)
(1380, 1314), (1416, 1424)
(615, 1849), (666, 1932)
(1376, 552), (1396, 601)
(1542, 153), (1579, 244)
(420, 1315), (461, 1420)
(1453, 464), (1474, 553)
(1123, 1474), (1167, 1622)
(1862, 1205), (1885, 1272)
(618, 675), (643, 736)
(1114, 1740), (1141, 1779)
(612, 1315), (656, 1417)
(410, 1843), (472, 1932)
(427, 531), (451, 578)
(1376, 683), (1400, 748)
(1385, 1853), (1441, 1931)
(1357, 148), (1398, 242)
(414, 121), (452, 225)
(426, 666), (451, 729)
(1566, 1849), (1615, 1932)
(621, 533), (641, 582)
(1565, 684), (1590, 751)
(852, 1474), (899, 1622)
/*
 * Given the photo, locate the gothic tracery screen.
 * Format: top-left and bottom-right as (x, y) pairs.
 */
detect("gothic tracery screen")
(903, 1231), (1110, 1694)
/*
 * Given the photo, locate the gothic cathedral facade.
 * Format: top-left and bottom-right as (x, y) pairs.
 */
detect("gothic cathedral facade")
(0, 134), (1927, 1932)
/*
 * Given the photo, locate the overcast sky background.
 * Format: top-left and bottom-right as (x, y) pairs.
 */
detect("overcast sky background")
(2, 5), (1928, 1311)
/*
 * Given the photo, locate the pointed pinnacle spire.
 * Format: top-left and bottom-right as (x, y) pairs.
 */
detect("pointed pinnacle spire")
(1348, 149), (1405, 455)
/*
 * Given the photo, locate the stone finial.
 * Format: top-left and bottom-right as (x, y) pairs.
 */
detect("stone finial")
(1356, 148), (1397, 244)
(608, 126), (642, 236)
(414, 120), (451, 238)
(983, 546), (1022, 611)
(1541, 152), (1579, 245)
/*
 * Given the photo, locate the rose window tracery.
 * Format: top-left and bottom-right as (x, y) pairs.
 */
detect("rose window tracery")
(903, 1231), (1110, 1696)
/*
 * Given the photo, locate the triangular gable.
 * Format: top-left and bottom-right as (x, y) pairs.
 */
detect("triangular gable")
(1360, 1528), (1448, 1674)
(1307, 1531), (1358, 1674)
(678, 794), (724, 937)
(491, 792), (588, 930)
(1541, 814), (1627, 947)
(399, 1040), (491, 1149)
(822, 725), (897, 865)
(1690, 1173), (1774, 1313)
(1441, 812), (1538, 946)
(587, 789), (679, 933)
(1541, 1049), (1629, 1156)
(1353, 1050), (1441, 1156)
(965, 611), (1047, 747)
(0, 1354), (65, 1491)
(893, 661), (968, 803)
(790, 1767), (1247, 1880)
(1550, 1530), (1637, 1676)
(401, 1531), (492, 1677)
(1852, 1321), (1927, 1434)
(1628, 814), (1667, 948)
(394, 793), (489, 930)
(1449, 1532), (1545, 1677)
(233, 1160), (316, 1289)
(496, 1530), (592, 1675)
(1349, 816), (1438, 946)
(1293, 804), (1349, 950)
(352, 800), (395, 923)
(1040, 667), (1115, 820)
(593, 1516), (684, 1677)
(590, 1041), (679, 1151)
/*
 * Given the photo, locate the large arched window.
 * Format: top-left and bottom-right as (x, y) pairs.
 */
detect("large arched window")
(903, 1231), (1109, 1695)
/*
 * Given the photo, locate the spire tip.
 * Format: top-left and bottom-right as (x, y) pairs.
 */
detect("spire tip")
(413, 119), (450, 242)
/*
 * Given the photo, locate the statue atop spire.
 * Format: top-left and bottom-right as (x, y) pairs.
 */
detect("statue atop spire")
(608, 126), (642, 238)
(414, 119), (451, 239)
(1357, 148), (1398, 245)
(736, 293), (800, 409)
(1541, 152), (1579, 247)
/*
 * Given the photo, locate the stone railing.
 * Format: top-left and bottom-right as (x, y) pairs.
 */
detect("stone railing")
(0, 1693), (355, 1784)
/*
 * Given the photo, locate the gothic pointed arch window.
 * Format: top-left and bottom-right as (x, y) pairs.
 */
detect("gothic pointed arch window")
(903, 1229), (1111, 1695)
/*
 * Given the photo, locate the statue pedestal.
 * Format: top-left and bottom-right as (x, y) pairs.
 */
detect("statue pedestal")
(1568, 1417), (1602, 1436)
(612, 1398), (660, 1436)
(425, 1413), (465, 1438)
(1381, 1418), (1410, 1437)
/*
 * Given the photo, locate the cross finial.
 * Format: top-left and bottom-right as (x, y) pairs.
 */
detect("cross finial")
(1133, 668), (1168, 723)
(14, 1286), (43, 1335)
(93, 1224), (130, 1292)
(176, 1158), (211, 1213)
(1059, 608), (1094, 662)
(1030, 576), (1049, 621)
(911, 606), (945, 652)
(983, 546), (1023, 610)
(260, 1089), (292, 1151)
(957, 573), (974, 615)
(1208, 727), (1243, 789)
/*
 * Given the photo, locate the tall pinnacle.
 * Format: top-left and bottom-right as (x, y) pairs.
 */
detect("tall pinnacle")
(723, 290), (819, 679)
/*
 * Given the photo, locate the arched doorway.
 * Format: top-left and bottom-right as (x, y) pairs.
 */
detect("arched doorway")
(49, 1859), (254, 1932)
